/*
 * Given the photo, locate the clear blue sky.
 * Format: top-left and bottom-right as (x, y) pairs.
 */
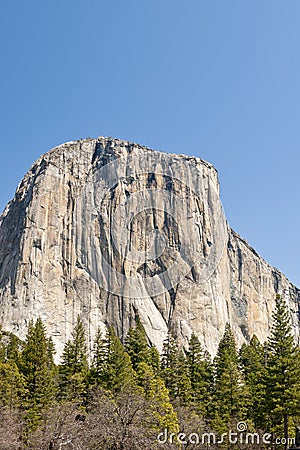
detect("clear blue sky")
(0, 1), (299, 286)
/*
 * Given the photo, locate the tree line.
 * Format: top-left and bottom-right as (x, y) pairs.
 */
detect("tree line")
(0, 294), (299, 449)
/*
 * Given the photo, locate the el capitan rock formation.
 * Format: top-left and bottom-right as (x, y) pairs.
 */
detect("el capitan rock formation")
(0, 137), (299, 358)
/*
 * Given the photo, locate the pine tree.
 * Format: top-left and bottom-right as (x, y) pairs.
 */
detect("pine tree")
(0, 326), (6, 361)
(20, 318), (56, 427)
(161, 332), (178, 371)
(239, 335), (267, 429)
(175, 350), (192, 404)
(161, 331), (191, 404)
(125, 318), (150, 370)
(211, 323), (247, 432)
(59, 315), (89, 400)
(92, 326), (134, 391)
(187, 332), (212, 416)
(6, 332), (23, 367)
(0, 360), (25, 408)
(124, 318), (162, 376)
(90, 327), (108, 385)
(135, 361), (179, 433)
(47, 337), (56, 370)
(149, 346), (161, 375)
(264, 295), (300, 446)
(135, 361), (157, 397)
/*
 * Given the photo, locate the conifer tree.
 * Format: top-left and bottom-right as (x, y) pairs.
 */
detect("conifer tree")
(6, 332), (23, 367)
(161, 332), (178, 371)
(212, 323), (247, 431)
(149, 346), (161, 372)
(125, 318), (162, 376)
(20, 318), (56, 427)
(161, 332), (191, 404)
(264, 295), (300, 446)
(135, 361), (179, 433)
(239, 335), (267, 429)
(125, 318), (150, 371)
(59, 315), (89, 400)
(187, 332), (212, 416)
(92, 326), (134, 391)
(47, 337), (56, 370)
(149, 376), (180, 434)
(175, 350), (192, 404)
(0, 360), (25, 408)
(0, 326), (6, 361)
(135, 361), (157, 397)
(90, 327), (108, 385)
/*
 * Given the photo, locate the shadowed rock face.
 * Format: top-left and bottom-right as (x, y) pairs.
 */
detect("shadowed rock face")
(0, 137), (299, 359)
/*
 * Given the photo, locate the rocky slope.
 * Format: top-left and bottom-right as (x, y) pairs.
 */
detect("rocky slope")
(0, 137), (299, 358)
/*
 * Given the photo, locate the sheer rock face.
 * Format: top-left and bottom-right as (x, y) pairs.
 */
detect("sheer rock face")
(0, 137), (299, 358)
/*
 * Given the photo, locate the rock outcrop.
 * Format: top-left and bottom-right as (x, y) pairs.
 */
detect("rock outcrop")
(0, 137), (299, 358)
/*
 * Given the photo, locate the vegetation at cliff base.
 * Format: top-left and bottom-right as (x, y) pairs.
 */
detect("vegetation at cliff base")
(0, 296), (299, 449)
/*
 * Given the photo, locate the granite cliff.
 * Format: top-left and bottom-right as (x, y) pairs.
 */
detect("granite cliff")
(0, 137), (299, 358)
